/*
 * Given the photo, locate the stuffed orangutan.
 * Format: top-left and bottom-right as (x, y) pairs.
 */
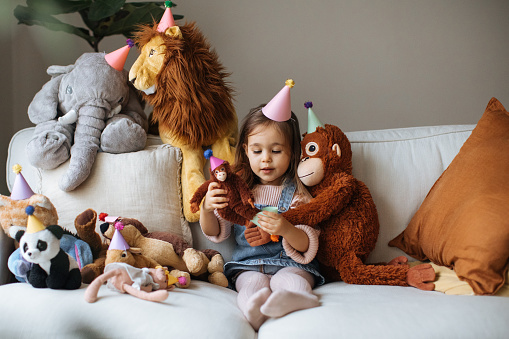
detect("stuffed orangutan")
(190, 150), (260, 227)
(282, 103), (435, 290)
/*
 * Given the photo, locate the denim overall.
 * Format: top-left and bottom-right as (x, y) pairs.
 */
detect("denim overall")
(224, 180), (325, 289)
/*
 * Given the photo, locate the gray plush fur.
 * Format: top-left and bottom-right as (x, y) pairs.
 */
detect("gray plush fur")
(26, 53), (148, 191)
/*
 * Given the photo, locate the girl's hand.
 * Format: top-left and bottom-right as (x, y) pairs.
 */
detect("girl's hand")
(202, 182), (229, 212)
(256, 211), (310, 252)
(256, 211), (293, 237)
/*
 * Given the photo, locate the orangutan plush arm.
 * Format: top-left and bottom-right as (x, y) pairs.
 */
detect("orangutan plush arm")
(229, 172), (255, 208)
(190, 179), (214, 213)
(283, 172), (357, 227)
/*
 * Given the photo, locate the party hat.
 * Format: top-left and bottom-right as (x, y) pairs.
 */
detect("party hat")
(304, 102), (325, 133)
(105, 39), (134, 71)
(262, 79), (294, 122)
(11, 164), (35, 200)
(204, 149), (224, 171)
(157, 1), (177, 33)
(25, 206), (46, 234)
(108, 222), (130, 251)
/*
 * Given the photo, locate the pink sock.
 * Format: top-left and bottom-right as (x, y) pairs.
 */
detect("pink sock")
(260, 267), (319, 317)
(236, 271), (271, 331)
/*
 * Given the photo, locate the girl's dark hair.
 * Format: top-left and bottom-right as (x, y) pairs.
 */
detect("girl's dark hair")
(234, 104), (302, 189)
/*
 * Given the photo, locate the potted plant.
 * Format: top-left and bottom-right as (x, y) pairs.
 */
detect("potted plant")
(14, 0), (183, 52)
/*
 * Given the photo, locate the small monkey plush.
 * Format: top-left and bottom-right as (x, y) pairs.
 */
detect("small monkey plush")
(190, 150), (260, 227)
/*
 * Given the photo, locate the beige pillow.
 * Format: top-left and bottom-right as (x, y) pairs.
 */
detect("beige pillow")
(39, 144), (192, 245)
(389, 98), (509, 295)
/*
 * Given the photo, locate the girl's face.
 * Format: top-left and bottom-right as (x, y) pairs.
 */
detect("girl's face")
(243, 124), (291, 185)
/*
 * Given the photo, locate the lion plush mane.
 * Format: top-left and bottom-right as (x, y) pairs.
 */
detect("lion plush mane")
(132, 22), (237, 148)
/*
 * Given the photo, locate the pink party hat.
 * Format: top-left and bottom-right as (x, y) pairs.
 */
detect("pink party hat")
(157, 1), (177, 33)
(262, 79), (295, 122)
(204, 149), (225, 171)
(11, 164), (35, 200)
(108, 222), (130, 251)
(105, 39), (134, 71)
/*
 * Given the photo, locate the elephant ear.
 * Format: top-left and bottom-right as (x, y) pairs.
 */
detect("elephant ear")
(47, 64), (74, 78)
(27, 74), (65, 124)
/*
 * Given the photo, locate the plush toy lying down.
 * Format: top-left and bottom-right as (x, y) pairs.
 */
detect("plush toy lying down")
(84, 263), (180, 303)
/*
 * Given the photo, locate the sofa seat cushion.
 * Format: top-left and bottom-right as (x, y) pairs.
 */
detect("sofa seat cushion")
(0, 281), (255, 339)
(259, 282), (509, 339)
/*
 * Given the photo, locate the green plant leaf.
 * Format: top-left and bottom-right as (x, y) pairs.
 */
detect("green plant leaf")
(14, 5), (93, 43)
(90, 2), (176, 38)
(88, 0), (125, 21)
(25, 0), (91, 15)
(14, 1), (183, 51)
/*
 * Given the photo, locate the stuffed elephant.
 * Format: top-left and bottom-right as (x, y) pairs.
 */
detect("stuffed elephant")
(26, 52), (148, 191)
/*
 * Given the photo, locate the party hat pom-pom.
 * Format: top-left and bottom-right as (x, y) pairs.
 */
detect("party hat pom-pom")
(114, 221), (125, 231)
(25, 205), (35, 216)
(12, 164), (22, 175)
(285, 79), (295, 88)
(165, 0), (174, 8)
(304, 101), (313, 109)
(178, 276), (188, 285)
(99, 213), (108, 221)
(126, 39), (134, 48)
(204, 149), (213, 160)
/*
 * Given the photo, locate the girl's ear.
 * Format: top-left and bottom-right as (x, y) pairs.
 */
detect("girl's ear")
(243, 143), (248, 154)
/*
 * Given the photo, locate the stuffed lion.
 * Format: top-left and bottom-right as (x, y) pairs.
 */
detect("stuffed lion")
(129, 5), (237, 222)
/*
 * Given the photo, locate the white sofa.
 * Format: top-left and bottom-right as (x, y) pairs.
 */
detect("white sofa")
(1, 125), (508, 339)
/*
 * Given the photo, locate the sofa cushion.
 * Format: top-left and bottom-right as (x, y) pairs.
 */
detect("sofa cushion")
(260, 282), (509, 339)
(346, 124), (474, 264)
(389, 98), (509, 295)
(38, 137), (192, 245)
(0, 281), (255, 339)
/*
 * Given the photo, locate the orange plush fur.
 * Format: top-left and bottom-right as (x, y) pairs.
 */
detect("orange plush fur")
(0, 194), (58, 239)
(283, 125), (436, 290)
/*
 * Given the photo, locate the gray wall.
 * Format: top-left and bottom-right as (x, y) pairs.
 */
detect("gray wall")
(2, 0), (509, 195)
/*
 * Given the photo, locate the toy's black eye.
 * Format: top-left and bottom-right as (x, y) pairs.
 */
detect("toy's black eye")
(149, 49), (155, 57)
(23, 243), (28, 253)
(37, 240), (47, 252)
(66, 85), (73, 94)
(305, 142), (319, 156)
(121, 251), (127, 258)
(117, 97), (124, 104)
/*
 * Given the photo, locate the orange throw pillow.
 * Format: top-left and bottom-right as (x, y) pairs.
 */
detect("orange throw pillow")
(389, 97), (509, 295)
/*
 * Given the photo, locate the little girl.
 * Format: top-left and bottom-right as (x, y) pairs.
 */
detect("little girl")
(199, 102), (324, 331)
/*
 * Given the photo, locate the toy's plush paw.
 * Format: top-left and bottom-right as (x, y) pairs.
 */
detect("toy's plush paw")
(183, 202), (201, 223)
(388, 256), (409, 266)
(74, 209), (102, 258)
(26, 122), (72, 169)
(101, 115), (147, 153)
(81, 264), (103, 284)
(182, 248), (205, 274)
(208, 254), (225, 274)
(244, 223), (272, 247)
(208, 271), (228, 287)
(170, 270), (191, 288)
(190, 202), (200, 214)
(407, 263), (436, 291)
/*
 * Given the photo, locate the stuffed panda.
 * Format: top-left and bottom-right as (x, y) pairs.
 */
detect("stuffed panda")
(16, 223), (82, 290)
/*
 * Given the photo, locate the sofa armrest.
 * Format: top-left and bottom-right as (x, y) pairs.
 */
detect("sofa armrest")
(0, 228), (15, 285)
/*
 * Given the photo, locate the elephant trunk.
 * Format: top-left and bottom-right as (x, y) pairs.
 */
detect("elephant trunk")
(59, 103), (109, 191)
